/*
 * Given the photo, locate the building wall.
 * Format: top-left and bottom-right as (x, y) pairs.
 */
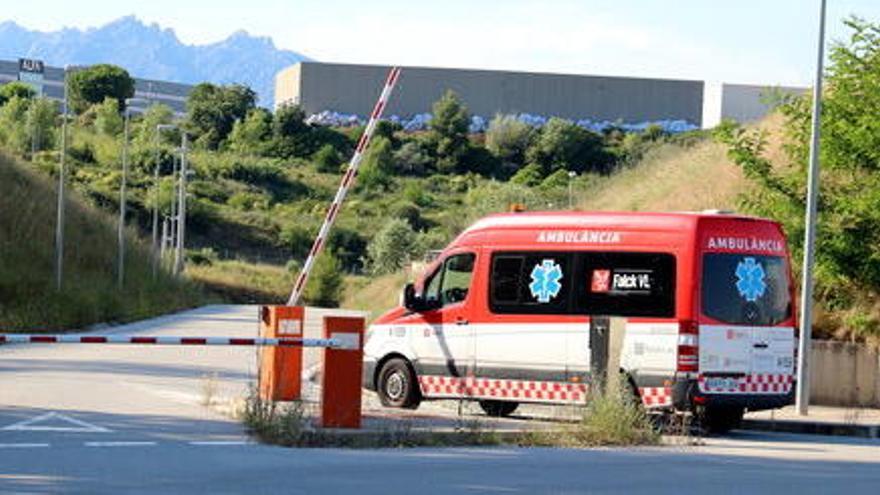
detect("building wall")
(702, 82), (807, 128)
(0, 59), (192, 114)
(278, 62), (705, 126)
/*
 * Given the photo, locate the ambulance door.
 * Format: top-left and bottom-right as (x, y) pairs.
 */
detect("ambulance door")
(477, 252), (573, 384)
(413, 250), (477, 384)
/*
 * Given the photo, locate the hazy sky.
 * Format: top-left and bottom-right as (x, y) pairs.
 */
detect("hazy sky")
(5, 1), (880, 86)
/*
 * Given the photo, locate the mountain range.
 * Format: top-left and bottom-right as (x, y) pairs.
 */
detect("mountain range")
(0, 16), (310, 106)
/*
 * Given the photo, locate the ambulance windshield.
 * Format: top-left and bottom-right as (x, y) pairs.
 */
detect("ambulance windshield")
(701, 253), (791, 326)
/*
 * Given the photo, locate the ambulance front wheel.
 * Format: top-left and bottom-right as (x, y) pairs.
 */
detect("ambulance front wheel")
(377, 358), (421, 409)
(479, 400), (519, 417)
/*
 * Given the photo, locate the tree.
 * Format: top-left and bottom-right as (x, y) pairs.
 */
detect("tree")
(134, 103), (175, 146)
(228, 108), (272, 155)
(0, 82), (36, 106)
(270, 103), (312, 158)
(24, 97), (57, 152)
(715, 17), (880, 339)
(357, 136), (394, 190)
(0, 96), (30, 152)
(68, 64), (135, 114)
(428, 90), (470, 173)
(303, 253), (343, 307)
(526, 117), (612, 174)
(367, 218), (421, 275)
(185, 83), (256, 149)
(93, 97), (123, 136)
(486, 114), (533, 165)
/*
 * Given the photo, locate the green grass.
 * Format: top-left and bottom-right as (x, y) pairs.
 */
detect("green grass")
(186, 259), (292, 304)
(0, 151), (206, 332)
(521, 382), (660, 447)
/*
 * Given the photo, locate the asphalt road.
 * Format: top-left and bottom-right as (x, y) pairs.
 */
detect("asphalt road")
(2, 305), (879, 494)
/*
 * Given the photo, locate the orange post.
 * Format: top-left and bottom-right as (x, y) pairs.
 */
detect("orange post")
(321, 315), (364, 428)
(259, 305), (304, 401)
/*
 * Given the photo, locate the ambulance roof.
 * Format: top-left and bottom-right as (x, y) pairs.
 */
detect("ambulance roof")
(462, 210), (763, 235)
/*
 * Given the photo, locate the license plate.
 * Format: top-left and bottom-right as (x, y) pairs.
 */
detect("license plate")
(705, 377), (739, 390)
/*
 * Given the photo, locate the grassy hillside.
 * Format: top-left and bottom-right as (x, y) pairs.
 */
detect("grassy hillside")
(577, 114), (786, 212)
(0, 151), (206, 332)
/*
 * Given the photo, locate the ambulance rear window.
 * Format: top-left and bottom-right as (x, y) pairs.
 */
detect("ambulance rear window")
(702, 254), (791, 325)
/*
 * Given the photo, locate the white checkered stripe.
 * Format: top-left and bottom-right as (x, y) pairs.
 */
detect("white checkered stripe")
(698, 373), (793, 394)
(639, 387), (672, 407)
(418, 375), (588, 404)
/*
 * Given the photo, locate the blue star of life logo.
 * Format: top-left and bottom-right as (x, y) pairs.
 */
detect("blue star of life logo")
(735, 257), (767, 302)
(529, 259), (563, 303)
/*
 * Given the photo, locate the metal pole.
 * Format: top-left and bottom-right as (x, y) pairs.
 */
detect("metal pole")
(174, 134), (188, 275)
(117, 109), (130, 289)
(170, 155), (178, 250)
(152, 127), (161, 277)
(160, 217), (168, 263)
(54, 67), (69, 291)
(796, 0), (827, 416)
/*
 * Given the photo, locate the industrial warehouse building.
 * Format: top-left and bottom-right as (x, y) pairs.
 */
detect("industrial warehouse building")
(276, 62), (806, 129)
(0, 58), (193, 114)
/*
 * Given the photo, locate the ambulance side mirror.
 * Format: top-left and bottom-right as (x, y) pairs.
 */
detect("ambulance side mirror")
(402, 283), (423, 311)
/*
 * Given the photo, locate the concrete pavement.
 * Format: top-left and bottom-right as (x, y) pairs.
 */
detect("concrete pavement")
(2, 305), (879, 494)
(1, 432), (878, 494)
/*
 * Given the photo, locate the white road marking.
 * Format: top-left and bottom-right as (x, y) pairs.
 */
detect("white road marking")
(0, 443), (51, 449)
(84, 441), (157, 447)
(188, 440), (251, 446)
(1, 412), (112, 433)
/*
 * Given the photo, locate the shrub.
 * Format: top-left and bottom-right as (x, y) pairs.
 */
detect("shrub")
(509, 163), (545, 186)
(526, 117), (614, 174)
(393, 140), (433, 176)
(357, 136), (394, 191)
(93, 97), (123, 137)
(367, 218), (421, 275)
(303, 252), (343, 307)
(313, 144), (342, 173)
(486, 114), (533, 165)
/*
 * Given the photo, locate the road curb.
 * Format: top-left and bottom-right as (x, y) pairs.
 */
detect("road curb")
(741, 419), (880, 439)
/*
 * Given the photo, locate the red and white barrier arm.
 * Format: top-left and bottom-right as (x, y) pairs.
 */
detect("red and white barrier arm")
(0, 334), (340, 348)
(287, 66), (403, 306)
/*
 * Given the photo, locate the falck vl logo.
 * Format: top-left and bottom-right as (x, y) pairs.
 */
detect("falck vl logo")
(529, 259), (563, 303)
(735, 257), (767, 302)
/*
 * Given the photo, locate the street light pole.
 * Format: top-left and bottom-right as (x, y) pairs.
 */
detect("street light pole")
(152, 126), (161, 277)
(568, 171), (577, 210)
(54, 66), (71, 291)
(796, 0), (827, 416)
(117, 108), (130, 289)
(173, 133), (189, 275)
(153, 124), (177, 277)
(117, 98), (148, 289)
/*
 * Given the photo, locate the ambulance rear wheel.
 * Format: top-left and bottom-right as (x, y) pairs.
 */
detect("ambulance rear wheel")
(377, 358), (421, 409)
(479, 400), (519, 417)
(699, 406), (744, 434)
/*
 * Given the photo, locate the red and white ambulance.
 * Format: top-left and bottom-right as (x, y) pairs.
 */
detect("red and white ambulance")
(363, 211), (796, 430)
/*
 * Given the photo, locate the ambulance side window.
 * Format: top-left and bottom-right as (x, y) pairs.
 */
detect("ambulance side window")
(575, 252), (676, 317)
(439, 253), (475, 306)
(489, 252), (572, 314)
(424, 253), (476, 308)
(423, 267), (443, 305)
